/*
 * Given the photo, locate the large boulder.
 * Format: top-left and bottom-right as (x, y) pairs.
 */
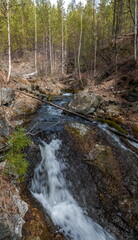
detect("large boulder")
(69, 92), (102, 114)
(0, 88), (15, 106)
(0, 163), (28, 240)
(0, 114), (10, 152)
(62, 122), (138, 239)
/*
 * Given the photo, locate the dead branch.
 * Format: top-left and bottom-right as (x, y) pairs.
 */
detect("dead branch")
(28, 120), (63, 136)
(16, 90), (93, 122)
(107, 127), (138, 144)
(26, 122), (40, 135)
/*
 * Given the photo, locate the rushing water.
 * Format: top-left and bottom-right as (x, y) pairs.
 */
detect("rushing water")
(31, 139), (115, 240)
(28, 93), (138, 240)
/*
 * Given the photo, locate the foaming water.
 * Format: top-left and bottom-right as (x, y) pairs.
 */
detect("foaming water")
(31, 139), (115, 240)
(98, 123), (138, 157)
(47, 105), (63, 115)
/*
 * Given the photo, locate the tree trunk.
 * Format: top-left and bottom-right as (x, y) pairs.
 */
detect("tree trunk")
(64, 23), (67, 71)
(34, 0), (37, 74)
(6, 0), (11, 83)
(134, 0), (138, 62)
(93, 0), (97, 78)
(78, 13), (82, 83)
(61, 8), (64, 74)
(49, 13), (53, 75)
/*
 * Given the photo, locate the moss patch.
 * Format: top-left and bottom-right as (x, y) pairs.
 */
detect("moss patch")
(132, 125), (138, 139)
(99, 119), (127, 134)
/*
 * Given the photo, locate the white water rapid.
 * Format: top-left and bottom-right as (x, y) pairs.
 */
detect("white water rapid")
(31, 139), (116, 240)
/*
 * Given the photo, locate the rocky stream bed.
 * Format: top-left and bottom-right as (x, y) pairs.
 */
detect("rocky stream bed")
(0, 73), (138, 240)
(18, 93), (138, 240)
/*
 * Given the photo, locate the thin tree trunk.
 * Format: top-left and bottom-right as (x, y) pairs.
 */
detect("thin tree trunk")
(64, 23), (67, 72)
(61, 8), (64, 74)
(6, 0), (11, 83)
(93, 0), (97, 78)
(134, 0), (138, 62)
(52, 40), (54, 72)
(34, 0), (37, 74)
(78, 13), (82, 83)
(49, 14), (53, 74)
(94, 38), (97, 77)
(112, 0), (117, 38)
(45, 36), (48, 75)
(74, 42), (77, 75)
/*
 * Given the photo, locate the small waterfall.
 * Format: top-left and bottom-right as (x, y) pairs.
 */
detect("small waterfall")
(31, 139), (116, 240)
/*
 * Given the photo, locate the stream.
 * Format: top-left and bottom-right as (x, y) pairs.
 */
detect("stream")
(26, 93), (138, 240)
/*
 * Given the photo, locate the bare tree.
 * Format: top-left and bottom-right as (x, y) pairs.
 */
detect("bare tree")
(49, 13), (53, 75)
(34, 0), (37, 74)
(78, 12), (82, 83)
(93, 0), (97, 78)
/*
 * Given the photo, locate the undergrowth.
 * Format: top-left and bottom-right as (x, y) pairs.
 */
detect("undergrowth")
(4, 127), (31, 182)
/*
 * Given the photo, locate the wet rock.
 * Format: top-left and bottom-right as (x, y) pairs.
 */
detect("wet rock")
(67, 122), (90, 136)
(69, 91), (102, 114)
(0, 88), (15, 106)
(63, 121), (138, 239)
(0, 114), (10, 152)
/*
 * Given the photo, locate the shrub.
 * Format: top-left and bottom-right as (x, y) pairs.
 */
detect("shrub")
(4, 127), (31, 182)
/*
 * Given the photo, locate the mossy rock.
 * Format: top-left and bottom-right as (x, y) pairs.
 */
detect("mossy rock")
(84, 144), (121, 182)
(99, 119), (127, 134)
(64, 123), (96, 153)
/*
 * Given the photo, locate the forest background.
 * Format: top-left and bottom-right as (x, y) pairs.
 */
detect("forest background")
(0, 0), (137, 82)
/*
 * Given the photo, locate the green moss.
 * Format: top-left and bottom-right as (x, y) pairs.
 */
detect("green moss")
(99, 119), (127, 134)
(132, 125), (138, 139)
(47, 95), (53, 101)
(65, 125), (82, 138)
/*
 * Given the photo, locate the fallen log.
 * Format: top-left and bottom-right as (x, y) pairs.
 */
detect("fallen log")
(16, 90), (93, 122)
(17, 90), (138, 145)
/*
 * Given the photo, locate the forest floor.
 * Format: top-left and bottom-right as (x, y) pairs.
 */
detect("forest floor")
(85, 59), (138, 133)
